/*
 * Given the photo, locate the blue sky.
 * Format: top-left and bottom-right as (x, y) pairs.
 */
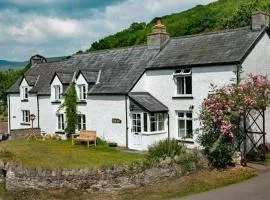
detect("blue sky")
(0, 0), (216, 61)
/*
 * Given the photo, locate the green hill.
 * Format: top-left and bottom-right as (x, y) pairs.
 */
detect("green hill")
(87, 0), (270, 52)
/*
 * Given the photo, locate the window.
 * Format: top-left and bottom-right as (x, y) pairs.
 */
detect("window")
(177, 112), (193, 139)
(22, 110), (30, 123)
(174, 69), (192, 95)
(143, 113), (148, 132)
(54, 85), (61, 101)
(150, 113), (165, 132)
(132, 113), (141, 134)
(57, 114), (65, 130)
(78, 114), (86, 130)
(78, 85), (87, 100)
(22, 87), (28, 100)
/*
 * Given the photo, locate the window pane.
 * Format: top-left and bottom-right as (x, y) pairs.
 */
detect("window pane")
(178, 112), (184, 118)
(150, 114), (157, 132)
(177, 77), (184, 94)
(178, 120), (185, 138)
(143, 113), (148, 132)
(158, 113), (164, 131)
(186, 76), (192, 94)
(186, 120), (193, 138)
(186, 113), (192, 118)
(183, 68), (191, 74)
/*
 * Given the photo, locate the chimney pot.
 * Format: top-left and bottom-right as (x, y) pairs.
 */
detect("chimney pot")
(252, 11), (269, 31)
(30, 54), (47, 66)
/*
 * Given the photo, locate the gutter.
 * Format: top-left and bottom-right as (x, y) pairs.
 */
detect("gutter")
(125, 95), (129, 149)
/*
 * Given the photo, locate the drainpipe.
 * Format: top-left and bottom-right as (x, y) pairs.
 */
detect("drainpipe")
(125, 95), (129, 149)
(167, 113), (170, 140)
(8, 94), (11, 133)
(37, 95), (40, 129)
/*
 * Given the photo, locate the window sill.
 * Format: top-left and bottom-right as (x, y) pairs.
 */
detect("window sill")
(141, 131), (167, 136)
(77, 100), (87, 105)
(21, 99), (28, 102)
(55, 131), (65, 135)
(51, 100), (61, 104)
(172, 95), (194, 99)
(20, 122), (30, 126)
(178, 139), (194, 144)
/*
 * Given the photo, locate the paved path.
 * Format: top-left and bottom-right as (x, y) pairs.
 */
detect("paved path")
(178, 164), (270, 200)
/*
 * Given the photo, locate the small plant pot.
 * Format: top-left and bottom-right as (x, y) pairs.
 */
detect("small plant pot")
(108, 142), (118, 147)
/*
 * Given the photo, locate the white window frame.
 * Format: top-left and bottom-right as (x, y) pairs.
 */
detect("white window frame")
(22, 86), (29, 100)
(177, 111), (193, 139)
(150, 113), (165, 132)
(57, 114), (65, 131)
(78, 84), (87, 100)
(173, 68), (192, 96)
(54, 85), (61, 101)
(78, 114), (86, 130)
(22, 110), (30, 123)
(131, 113), (142, 134)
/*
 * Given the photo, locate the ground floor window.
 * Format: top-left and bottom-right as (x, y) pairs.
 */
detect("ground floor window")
(78, 114), (86, 130)
(150, 113), (165, 132)
(132, 112), (166, 133)
(177, 111), (193, 139)
(57, 114), (65, 131)
(132, 113), (141, 134)
(22, 110), (30, 123)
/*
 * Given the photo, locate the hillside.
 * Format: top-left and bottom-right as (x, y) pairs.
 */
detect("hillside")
(87, 0), (270, 51)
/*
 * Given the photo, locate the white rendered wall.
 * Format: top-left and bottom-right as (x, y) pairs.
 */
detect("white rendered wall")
(242, 33), (270, 142)
(131, 65), (237, 148)
(9, 78), (38, 130)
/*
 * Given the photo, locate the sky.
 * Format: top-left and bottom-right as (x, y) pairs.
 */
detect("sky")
(0, 0), (216, 61)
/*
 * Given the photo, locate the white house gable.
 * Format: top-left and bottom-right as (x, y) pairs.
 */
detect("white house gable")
(50, 75), (63, 102)
(76, 73), (88, 101)
(20, 78), (31, 101)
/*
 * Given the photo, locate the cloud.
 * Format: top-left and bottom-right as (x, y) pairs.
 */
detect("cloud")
(0, 0), (216, 61)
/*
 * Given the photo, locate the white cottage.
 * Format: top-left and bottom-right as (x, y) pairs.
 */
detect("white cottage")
(7, 12), (270, 150)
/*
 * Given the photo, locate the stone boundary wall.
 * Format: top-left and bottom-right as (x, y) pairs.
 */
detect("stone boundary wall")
(0, 159), (184, 192)
(10, 128), (41, 138)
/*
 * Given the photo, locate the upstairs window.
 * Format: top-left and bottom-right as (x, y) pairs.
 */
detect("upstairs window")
(78, 114), (86, 130)
(174, 69), (192, 95)
(54, 85), (61, 101)
(78, 85), (87, 100)
(22, 87), (28, 100)
(177, 112), (193, 139)
(22, 110), (30, 123)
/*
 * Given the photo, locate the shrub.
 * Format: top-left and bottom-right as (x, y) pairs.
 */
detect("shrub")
(147, 139), (186, 161)
(96, 137), (107, 145)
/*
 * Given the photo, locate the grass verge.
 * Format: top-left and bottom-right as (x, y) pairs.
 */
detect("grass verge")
(0, 139), (144, 169)
(1, 166), (257, 200)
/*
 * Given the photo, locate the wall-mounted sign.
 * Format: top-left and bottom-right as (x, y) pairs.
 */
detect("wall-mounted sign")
(112, 118), (122, 124)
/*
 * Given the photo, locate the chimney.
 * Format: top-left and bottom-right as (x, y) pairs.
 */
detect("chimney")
(252, 11), (269, 31)
(30, 54), (47, 66)
(147, 19), (169, 50)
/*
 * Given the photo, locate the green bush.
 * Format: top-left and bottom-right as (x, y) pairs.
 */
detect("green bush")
(175, 151), (196, 172)
(96, 137), (107, 145)
(199, 134), (234, 168)
(147, 139), (186, 161)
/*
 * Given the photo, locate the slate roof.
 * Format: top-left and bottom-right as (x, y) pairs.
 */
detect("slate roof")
(149, 27), (266, 69)
(56, 72), (74, 85)
(6, 27), (268, 95)
(25, 75), (38, 86)
(129, 92), (168, 112)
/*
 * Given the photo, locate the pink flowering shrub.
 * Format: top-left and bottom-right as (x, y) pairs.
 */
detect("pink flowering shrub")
(199, 74), (270, 168)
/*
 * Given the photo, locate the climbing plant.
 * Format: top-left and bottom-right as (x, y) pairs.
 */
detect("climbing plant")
(62, 82), (78, 137)
(199, 74), (270, 168)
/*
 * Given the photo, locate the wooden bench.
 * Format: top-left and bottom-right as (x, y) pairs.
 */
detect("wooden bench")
(72, 130), (97, 147)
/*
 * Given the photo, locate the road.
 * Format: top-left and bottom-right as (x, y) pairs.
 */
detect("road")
(178, 167), (270, 200)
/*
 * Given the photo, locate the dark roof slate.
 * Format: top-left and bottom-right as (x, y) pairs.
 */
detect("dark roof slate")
(129, 92), (168, 112)
(56, 72), (74, 84)
(80, 70), (99, 83)
(149, 27), (265, 69)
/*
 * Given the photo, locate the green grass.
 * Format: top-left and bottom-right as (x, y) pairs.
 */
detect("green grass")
(1, 167), (257, 200)
(0, 139), (144, 169)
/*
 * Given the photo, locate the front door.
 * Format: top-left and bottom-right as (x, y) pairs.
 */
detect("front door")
(131, 113), (142, 146)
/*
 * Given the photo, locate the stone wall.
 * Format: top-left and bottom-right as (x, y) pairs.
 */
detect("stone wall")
(0, 159), (184, 192)
(10, 128), (41, 138)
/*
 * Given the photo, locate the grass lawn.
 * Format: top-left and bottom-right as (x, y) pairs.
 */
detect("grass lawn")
(0, 139), (144, 169)
(1, 167), (257, 200)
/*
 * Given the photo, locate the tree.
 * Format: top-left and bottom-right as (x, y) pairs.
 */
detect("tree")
(62, 82), (78, 137)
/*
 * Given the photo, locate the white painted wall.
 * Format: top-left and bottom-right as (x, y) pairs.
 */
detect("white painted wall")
(130, 65), (237, 148)
(242, 32), (270, 142)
